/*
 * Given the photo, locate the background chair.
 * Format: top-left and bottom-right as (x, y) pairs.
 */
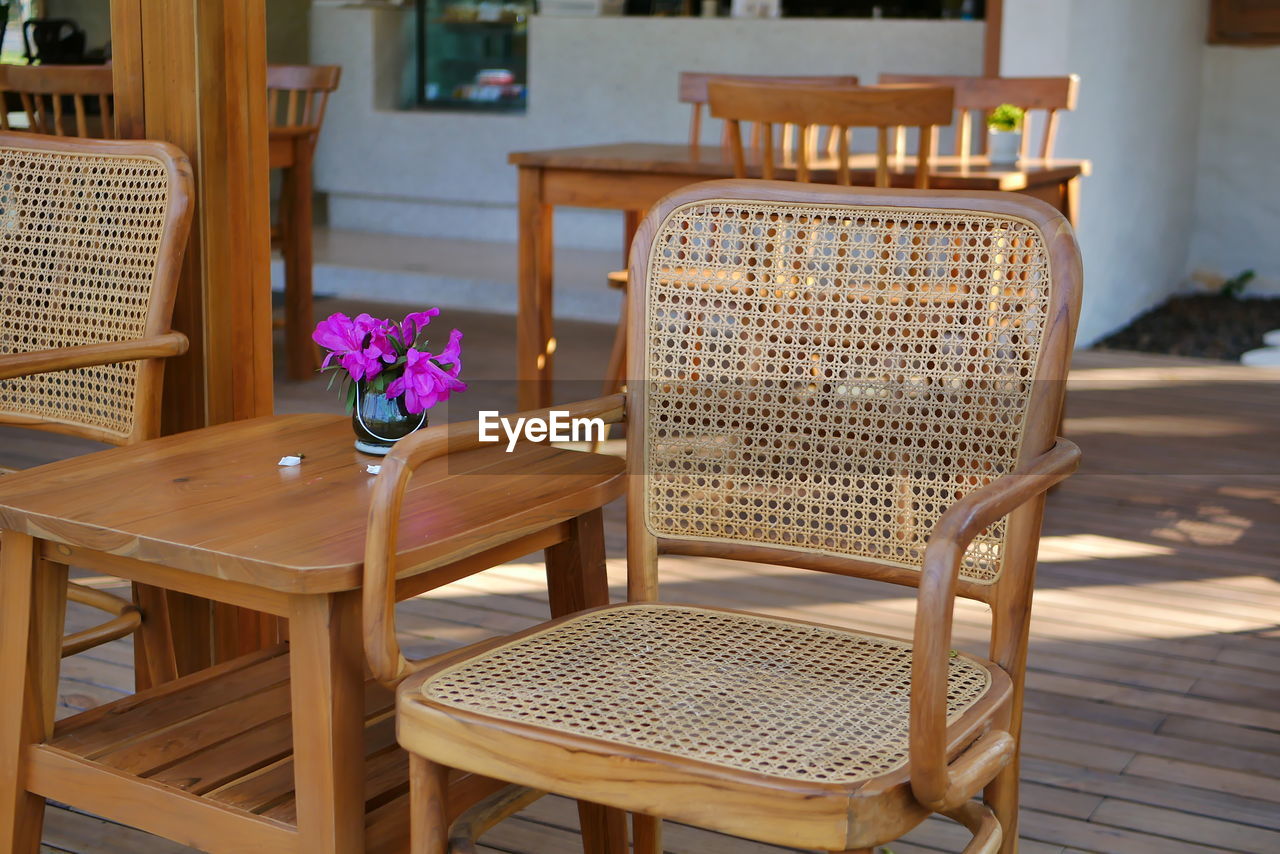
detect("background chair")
(0, 132), (195, 688)
(679, 71), (860, 153)
(373, 180), (1083, 854)
(0, 64), (114, 137)
(600, 81), (954, 401)
(22, 18), (88, 65)
(266, 63), (341, 379)
(709, 80), (954, 187)
(878, 73), (1080, 161)
(601, 73), (865, 397)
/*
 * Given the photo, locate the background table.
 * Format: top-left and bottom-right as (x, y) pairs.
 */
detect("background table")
(0, 414), (627, 854)
(509, 142), (1089, 409)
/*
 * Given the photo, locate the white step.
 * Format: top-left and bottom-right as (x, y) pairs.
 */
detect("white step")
(271, 228), (623, 323)
(1241, 347), (1280, 367)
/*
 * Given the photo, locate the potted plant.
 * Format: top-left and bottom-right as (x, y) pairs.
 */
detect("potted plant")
(987, 103), (1025, 166)
(313, 309), (466, 455)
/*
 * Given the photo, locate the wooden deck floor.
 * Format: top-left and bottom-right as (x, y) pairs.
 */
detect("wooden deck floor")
(8, 306), (1278, 854)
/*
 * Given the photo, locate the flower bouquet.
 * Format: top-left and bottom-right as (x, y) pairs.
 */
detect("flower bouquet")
(312, 309), (466, 455)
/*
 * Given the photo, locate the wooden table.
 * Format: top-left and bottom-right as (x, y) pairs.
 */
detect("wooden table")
(271, 126), (318, 382)
(0, 414), (627, 854)
(509, 142), (1090, 409)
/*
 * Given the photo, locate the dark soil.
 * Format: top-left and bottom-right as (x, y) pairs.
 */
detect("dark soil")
(1094, 294), (1280, 361)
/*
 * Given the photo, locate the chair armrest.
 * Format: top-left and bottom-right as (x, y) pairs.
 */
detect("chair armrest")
(363, 394), (626, 687)
(909, 438), (1080, 810)
(0, 332), (189, 381)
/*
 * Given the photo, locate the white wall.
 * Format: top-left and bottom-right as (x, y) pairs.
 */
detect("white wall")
(1188, 46), (1280, 296)
(311, 5), (984, 251)
(1003, 0), (1208, 344)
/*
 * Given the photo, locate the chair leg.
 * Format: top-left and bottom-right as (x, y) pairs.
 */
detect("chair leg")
(411, 755), (451, 854)
(985, 757), (1020, 854)
(602, 293), (628, 398)
(632, 813), (661, 854)
(133, 583), (178, 688)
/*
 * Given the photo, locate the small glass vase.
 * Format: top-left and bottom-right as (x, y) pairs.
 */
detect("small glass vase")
(352, 381), (427, 456)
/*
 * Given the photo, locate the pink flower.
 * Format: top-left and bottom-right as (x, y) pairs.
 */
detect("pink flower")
(386, 343), (467, 414)
(435, 329), (463, 376)
(398, 309), (440, 346)
(313, 312), (393, 381)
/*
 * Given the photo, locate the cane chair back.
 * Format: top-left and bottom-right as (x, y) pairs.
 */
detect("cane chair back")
(708, 81), (954, 189)
(0, 133), (193, 445)
(267, 64), (341, 134)
(879, 74), (1079, 161)
(0, 64), (114, 138)
(679, 71), (859, 156)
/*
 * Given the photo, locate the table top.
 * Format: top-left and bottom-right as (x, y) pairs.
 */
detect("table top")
(0, 414), (626, 594)
(509, 142), (1089, 191)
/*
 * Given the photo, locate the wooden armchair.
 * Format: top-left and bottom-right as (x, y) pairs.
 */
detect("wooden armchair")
(371, 180), (1083, 853)
(878, 74), (1080, 161)
(0, 64), (115, 138)
(0, 132), (194, 687)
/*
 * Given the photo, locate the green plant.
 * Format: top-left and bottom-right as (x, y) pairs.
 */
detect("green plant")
(988, 103), (1024, 133)
(1221, 269), (1256, 300)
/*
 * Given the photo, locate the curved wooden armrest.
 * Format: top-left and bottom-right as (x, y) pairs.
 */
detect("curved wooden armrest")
(362, 394), (626, 688)
(0, 331), (189, 381)
(909, 438), (1081, 809)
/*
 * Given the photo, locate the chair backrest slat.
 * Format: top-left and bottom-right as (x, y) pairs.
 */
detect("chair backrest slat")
(708, 81), (953, 189)
(679, 72), (859, 153)
(266, 64), (341, 132)
(879, 73), (1079, 159)
(0, 64), (115, 138)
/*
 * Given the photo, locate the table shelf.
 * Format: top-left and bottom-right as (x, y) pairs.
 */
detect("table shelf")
(34, 644), (412, 853)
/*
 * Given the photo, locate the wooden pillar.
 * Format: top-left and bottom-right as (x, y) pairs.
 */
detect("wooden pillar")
(984, 0), (1004, 76)
(111, 0), (275, 674)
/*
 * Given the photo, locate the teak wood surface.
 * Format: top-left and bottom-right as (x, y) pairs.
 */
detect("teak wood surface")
(507, 142), (1088, 410)
(0, 413), (627, 854)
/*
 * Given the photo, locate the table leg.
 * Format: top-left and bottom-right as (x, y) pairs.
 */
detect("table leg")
(0, 533), (67, 854)
(517, 166), (555, 410)
(289, 591), (366, 854)
(544, 510), (627, 854)
(1063, 175), (1081, 229)
(285, 139), (317, 382)
(622, 209), (642, 267)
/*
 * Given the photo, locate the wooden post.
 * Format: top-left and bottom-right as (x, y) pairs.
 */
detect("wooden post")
(984, 0), (1004, 77)
(110, 0), (274, 433)
(110, 0), (276, 674)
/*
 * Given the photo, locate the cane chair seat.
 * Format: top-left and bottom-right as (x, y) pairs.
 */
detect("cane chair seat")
(401, 603), (1010, 849)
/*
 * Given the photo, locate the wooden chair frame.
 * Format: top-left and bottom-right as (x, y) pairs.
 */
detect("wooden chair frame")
(0, 65), (115, 138)
(708, 81), (954, 188)
(0, 132), (195, 685)
(878, 74), (1080, 161)
(372, 181), (1084, 853)
(678, 71), (860, 154)
(267, 63), (341, 133)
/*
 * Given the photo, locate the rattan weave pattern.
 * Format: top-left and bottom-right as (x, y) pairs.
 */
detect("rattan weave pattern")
(421, 604), (992, 784)
(0, 145), (172, 440)
(641, 200), (1053, 583)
